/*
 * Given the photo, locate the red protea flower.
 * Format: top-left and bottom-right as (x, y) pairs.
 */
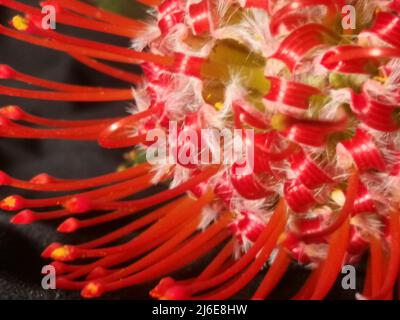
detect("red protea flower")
(1, 0), (400, 300)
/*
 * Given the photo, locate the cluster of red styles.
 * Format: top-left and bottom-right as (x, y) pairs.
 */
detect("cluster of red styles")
(0, 0), (400, 300)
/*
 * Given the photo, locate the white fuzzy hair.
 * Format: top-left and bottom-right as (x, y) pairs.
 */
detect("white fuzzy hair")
(170, 165), (193, 189)
(351, 213), (384, 238)
(131, 10), (161, 52)
(216, 72), (247, 122)
(320, 89), (352, 120)
(158, 75), (205, 120)
(213, 9), (278, 56)
(198, 203), (220, 230)
(362, 59), (400, 105)
(353, 0), (382, 25)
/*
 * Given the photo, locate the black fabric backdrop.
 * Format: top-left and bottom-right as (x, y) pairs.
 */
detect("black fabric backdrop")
(0, 3), (363, 299)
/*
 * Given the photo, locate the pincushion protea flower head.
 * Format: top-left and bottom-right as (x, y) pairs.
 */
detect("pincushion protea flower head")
(1, 0), (400, 300)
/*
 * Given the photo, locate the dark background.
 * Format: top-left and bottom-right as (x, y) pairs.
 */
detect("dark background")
(0, 2), (362, 300)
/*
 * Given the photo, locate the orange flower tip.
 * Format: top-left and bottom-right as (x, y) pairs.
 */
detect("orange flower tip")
(81, 282), (105, 298)
(10, 210), (37, 225)
(50, 261), (67, 275)
(150, 277), (176, 299)
(50, 245), (77, 262)
(0, 105), (23, 120)
(277, 232), (288, 245)
(63, 195), (94, 214)
(0, 64), (15, 79)
(30, 173), (57, 184)
(57, 218), (80, 233)
(0, 171), (10, 186)
(0, 195), (26, 211)
(151, 277), (189, 300)
(86, 267), (110, 281)
(41, 242), (62, 259)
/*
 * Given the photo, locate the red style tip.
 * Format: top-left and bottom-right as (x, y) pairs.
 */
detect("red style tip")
(30, 173), (57, 184)
(150, 277), (189, 300)
(57, 218), (80, 233)
(0, 105), (23, 120)
(10, 210), (36, 224)
(150, 277), (176, 299)
(0, 195), (26, 211)
(41, 242), (62, 259)
(15, 14), (43, 33)
(0, 64), (15, 79)
(81, 282), (105, 298)
(63, 195), (93, 213)
(0, 171), (10, 185)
